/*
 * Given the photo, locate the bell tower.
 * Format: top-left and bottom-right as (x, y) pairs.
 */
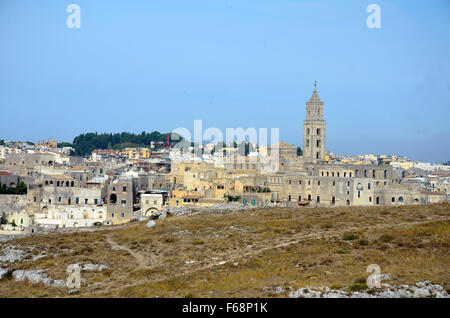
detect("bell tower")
(303, 81), (326, 163)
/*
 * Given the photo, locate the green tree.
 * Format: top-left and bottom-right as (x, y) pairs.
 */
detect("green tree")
(297, 146), (303, 156)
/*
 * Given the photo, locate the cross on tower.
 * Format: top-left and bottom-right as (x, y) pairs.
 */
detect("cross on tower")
(314, 80), (317, 89)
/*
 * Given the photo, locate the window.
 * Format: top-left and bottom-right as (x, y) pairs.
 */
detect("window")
(384, 170), (387, 178)
(85, 199), (88, 204)
(317, 128), (321, 135)
(344, 172), (346, 177)
(333, 181), (336, 186)
(109, 194), (117, 204)
(316, 139), (321, 147)
(58, 197), (61, 202)
(76, 197), (79, 204)
(121, 213), (125, 217)
(358, 191), (361, 198)
(398, 197), (404, 202)
(392, 197), (395, 202)
(123, 186), (127, 192)
(349, 173), (352, 177)
(368, 183), (371, 190)
(364, 170), (367, 177)
(331, 197), (335, 204)
(94, 199), (98, 205)
(369, 197), (372, 202)
(121, 200), (126, 204)
(306, 128), (310, 135)
(318, 181), (320, 186)
(306, 139), (310, 147)
(317, 196), (320, 203)
(112, 213), (115, 218)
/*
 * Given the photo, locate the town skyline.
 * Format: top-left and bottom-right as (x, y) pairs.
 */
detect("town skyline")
(1, 0), (449, 161)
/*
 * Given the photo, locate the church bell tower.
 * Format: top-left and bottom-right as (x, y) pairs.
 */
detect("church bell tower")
(303, 81), (326, 163)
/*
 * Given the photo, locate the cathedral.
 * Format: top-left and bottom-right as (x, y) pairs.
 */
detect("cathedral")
(166, 83), (430, 208)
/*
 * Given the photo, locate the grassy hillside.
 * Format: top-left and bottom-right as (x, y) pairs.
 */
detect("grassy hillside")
(0, 203), (449, 297)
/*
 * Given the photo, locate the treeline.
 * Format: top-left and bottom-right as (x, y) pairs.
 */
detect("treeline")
(72, 131), (176, 156)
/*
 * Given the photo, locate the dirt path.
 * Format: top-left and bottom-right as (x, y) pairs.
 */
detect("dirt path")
(105, 234), (150, 270)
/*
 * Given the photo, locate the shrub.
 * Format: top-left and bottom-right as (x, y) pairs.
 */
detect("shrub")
(343, 233), (357, 240)
(358, 239), (369, 246)
(379, 234), (394, 243)
(348, 282), (368, 291)
(191, 240), (204, 245)
(335, 249), (349, 254)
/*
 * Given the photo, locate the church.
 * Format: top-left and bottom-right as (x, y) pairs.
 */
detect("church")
(167, 83), (435, 208)
(241, 83), (425, 207)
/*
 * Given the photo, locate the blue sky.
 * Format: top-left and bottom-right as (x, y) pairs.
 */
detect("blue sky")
(0, 0), (449, 162)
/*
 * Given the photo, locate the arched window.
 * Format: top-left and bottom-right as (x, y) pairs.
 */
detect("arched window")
(109, 194), (117, 204)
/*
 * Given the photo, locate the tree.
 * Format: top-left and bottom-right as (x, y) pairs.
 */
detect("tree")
(297, 146), (303, 156)
(10, 220), (17, 227)
(58, 142), (73, 148)
(71, 131), (179, 156)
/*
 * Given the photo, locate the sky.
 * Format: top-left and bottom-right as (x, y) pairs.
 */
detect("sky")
(0, 0), (449, 163)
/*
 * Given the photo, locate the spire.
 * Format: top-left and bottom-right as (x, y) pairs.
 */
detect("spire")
(309, 81), (321, 102)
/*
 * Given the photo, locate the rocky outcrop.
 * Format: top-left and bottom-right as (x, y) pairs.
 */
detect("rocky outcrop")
(162, 202), (256, 217)
(289, 281), (449, 298)
(12, 269), (66, 288)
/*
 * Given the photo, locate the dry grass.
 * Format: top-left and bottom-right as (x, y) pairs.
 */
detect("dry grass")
(0, 202), (448, 297)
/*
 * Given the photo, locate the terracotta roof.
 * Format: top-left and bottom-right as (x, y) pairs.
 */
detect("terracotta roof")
(0, 171), (11, 175)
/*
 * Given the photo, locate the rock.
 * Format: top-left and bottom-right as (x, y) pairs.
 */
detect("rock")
(289, 281), (449, 298)
(81, 263), (109, 272)
(12, 269), (59, 287)
(0, 246), (26, 264)
(0, 268), (9, 280)
(161, 202), (256, 218)
(146, 220), (156, 228)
